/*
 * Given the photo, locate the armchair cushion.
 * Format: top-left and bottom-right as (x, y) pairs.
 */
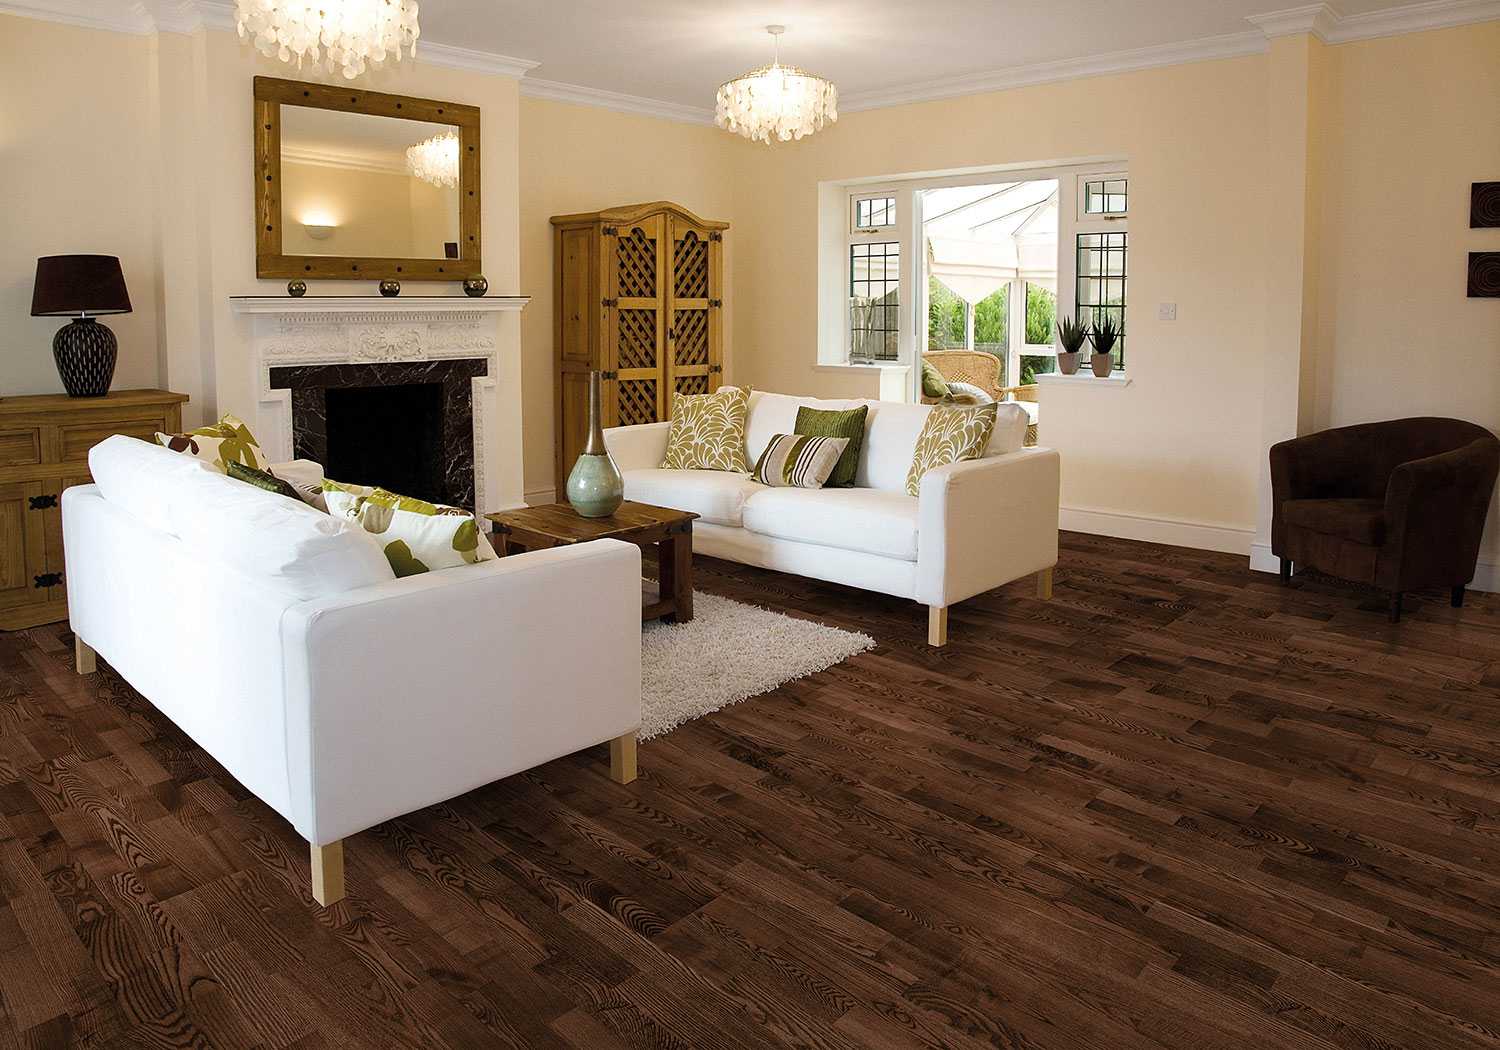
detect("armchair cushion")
(1282, 498), (1385, 546)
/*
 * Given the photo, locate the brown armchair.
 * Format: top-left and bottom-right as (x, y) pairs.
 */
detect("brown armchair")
(1270, 418), (1500, 621)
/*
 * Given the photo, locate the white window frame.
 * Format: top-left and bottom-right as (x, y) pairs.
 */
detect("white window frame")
(823, 159), (1128, 398)
(1066, 169), (1129, 371)
(844, 187), (911, 365)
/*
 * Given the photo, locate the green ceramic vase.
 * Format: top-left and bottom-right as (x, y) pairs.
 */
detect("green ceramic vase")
(565, 371), (624, 518)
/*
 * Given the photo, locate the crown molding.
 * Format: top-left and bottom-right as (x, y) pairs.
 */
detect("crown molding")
(1323, 0), (1500, 41)
(281, 144), (410, 177)
(0, 0), (154, 33)
(839, 30), (1268, 112)
(417, 40), (540, 79)
(520, 78), (715, 126)
(1245, 3), (1341, 38)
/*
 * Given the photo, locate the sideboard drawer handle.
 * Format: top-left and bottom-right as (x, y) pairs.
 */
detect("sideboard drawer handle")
(33, 572), (62, 589)
(28, 495), (57, 511)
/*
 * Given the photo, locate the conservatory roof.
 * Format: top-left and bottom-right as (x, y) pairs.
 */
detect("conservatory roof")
(925, 181), (1058, 303)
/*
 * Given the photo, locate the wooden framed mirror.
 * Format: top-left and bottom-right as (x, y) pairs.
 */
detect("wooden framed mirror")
(253, 76), (481, 281)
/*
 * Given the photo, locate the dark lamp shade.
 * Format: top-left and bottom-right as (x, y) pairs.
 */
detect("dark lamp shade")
(31, 255), (132, 317)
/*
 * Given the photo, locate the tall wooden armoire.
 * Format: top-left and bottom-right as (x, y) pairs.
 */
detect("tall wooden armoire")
(551, 201), (728, 489)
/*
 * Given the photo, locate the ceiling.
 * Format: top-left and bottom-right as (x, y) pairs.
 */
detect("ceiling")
(420, 0), (1429, 109)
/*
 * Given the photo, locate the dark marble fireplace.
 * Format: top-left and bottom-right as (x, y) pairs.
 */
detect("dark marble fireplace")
(268, 359), (488, 508)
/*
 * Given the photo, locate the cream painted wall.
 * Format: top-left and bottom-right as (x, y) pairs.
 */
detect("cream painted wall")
(1, 15), (164, 394)
(730, 56), (1274, 544)
(518, 97), (737, 500)
(1315, 21), (1500, 567)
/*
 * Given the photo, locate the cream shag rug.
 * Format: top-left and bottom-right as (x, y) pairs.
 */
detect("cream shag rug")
(640, 590), (875, 740)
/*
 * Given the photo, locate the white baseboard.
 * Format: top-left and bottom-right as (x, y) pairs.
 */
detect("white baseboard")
(1060, 505), (1253, 556)
(1250, 541), (1498, 594)
(524, 486), (557, 507)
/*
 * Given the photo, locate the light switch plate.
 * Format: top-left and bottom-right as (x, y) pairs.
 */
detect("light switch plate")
(1157, 302), (1178, 321)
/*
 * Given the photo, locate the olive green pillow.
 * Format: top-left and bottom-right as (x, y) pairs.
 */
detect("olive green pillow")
(921, 359), (951, 400)
(906, 402), (998, 497)
(794, 405), (868, 488)
(227, 460), (301, 502)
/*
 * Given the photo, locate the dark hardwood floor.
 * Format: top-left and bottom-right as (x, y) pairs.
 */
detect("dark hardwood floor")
(3, 533), (1500, 1048)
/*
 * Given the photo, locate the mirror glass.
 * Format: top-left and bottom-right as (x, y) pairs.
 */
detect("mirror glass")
(279, 107), (461, 260)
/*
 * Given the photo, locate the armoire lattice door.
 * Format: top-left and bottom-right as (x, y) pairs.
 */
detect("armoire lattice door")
(551, 202), (727, 491)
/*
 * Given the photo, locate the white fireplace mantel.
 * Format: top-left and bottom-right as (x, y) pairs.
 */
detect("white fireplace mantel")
(231, 295), (530, 513)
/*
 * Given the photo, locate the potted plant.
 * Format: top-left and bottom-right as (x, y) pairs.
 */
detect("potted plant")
(1089, 315), (1120, 377)
(1056, 317), (1087, 375)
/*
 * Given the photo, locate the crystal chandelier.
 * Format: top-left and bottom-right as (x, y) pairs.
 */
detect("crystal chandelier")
(715, 26), (837, 145)
(406, 132), (459, 188)
(234, 0), (421, 81)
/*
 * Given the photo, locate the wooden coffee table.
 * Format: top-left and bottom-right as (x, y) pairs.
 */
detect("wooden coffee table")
(486, 501), (699, 623)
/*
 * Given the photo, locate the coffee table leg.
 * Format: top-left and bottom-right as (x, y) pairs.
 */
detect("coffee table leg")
(659, 524), (693, 624)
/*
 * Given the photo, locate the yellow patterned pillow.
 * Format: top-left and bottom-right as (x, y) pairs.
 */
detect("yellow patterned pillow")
(905, 402), (998, 496)
(156, 413), (261, 473)
(661, 386), (750, 472)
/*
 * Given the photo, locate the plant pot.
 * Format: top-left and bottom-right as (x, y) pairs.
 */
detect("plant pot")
(1056, 351), (1082, 375)
(1090, 353), (1114, 378)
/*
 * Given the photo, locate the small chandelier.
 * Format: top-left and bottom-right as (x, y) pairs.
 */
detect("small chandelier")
(406, 132), (459, 188)
(715, 26), (837, 145)
(234, 0), (420, 81)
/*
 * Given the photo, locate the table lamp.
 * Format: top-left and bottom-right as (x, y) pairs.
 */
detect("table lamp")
(31, 255), (132, 397)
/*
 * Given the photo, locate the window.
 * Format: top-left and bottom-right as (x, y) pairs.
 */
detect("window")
(1076, 232), (1127, 368)
(853, 195), (895, 231)
(1082, 177), (1128, 215)
(850, 241), (900, 362)
(1071, 172), (1128, 370)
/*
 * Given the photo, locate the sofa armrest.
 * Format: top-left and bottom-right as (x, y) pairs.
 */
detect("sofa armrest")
(1382, 440), (1500, 585)
(604, 421), (671, 472)
(279, 539), (642, 845)
(916, 447), (1060, 607)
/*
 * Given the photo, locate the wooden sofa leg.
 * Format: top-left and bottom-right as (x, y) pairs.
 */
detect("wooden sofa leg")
(1036, 568), (1054, 600)
(74, 636), (96, 675)
(310, 841), (344, 906)
(1452, 585), (1466, 608)
(928, 605), (949, 647)
(609, 732), (638, 785)
(1280, 558), (1292, 584)
(1388, 592), (1403, 624)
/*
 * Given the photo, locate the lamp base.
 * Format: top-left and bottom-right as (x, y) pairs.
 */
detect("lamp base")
(53, 318), (117, 397)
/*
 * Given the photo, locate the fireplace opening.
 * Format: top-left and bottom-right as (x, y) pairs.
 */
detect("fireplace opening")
(269, 357), (487, 510)
(326, 383), (444, 504)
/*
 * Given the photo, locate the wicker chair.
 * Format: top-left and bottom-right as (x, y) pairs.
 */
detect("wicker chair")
(922, 350), (1039, 446)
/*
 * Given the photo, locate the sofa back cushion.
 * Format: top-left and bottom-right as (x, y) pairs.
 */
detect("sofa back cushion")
(89, 435), (395, 601)
(745, 392), (1031, 494)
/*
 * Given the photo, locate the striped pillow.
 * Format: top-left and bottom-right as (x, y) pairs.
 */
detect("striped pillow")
(751, 434), (850, 489)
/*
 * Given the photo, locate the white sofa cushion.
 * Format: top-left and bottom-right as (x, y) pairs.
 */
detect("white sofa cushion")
(168, 466), (396, 600)
(622, 468), (763, 527)
(745, 391), (862, 466)
(742, 487), (919, 561)
(857, 400), (1029, 492)
(89, 433), (215, 535)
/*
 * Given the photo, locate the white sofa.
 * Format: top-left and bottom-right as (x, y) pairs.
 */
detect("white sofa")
(63, 436), (641, 905)
(605, 391), (1060, 645)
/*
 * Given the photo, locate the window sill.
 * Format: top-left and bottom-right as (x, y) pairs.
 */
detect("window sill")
(1036, 371), (1132, 389)
(815, 362), (910, 374)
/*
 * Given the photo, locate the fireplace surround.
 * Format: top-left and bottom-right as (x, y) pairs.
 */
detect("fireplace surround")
(232, 295), (529, 513)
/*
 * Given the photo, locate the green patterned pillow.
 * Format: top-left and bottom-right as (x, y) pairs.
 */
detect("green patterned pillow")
(661, 386), (750, 472)
(157, 413), (261, 473)
(905, 402), (998, 497)
(227, 460), (300, 501)
(794, 405), (867, 488)
(323, 479), (495, 577)
(751, 434), (849, 489)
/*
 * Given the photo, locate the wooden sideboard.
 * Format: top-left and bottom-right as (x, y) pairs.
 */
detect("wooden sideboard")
(0, 389), (188, 630)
